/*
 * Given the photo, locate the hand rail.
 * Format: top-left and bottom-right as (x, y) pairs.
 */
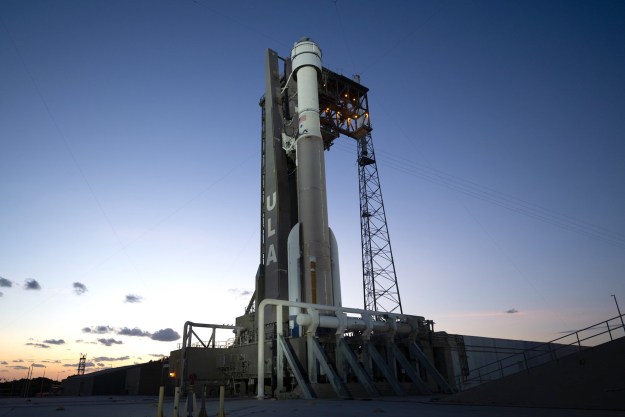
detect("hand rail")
(458, 313), (625, 390)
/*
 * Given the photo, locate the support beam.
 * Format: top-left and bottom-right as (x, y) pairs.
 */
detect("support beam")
(310, 338), (351, 399)
(387, 343), (430, 394)
(277, 335), (315, 399)
(364, 340), (404, 396)
(409, 342), (454, 394)
(337, 339), (379, 397)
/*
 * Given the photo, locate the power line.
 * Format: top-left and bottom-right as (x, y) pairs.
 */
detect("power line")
(189, 0), (289, 49)
(360, 0), (450, 75)
(332, 0), (358, 71)
(332, 141), (625, 248)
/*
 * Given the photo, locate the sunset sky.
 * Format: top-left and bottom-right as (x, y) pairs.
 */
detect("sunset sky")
(1, 0), (624, 381)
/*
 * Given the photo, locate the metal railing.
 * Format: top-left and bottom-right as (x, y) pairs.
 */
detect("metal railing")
(457, 313), (625, 390)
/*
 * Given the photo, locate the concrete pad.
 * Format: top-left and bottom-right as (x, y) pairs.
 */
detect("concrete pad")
(0, 396), (621, 417)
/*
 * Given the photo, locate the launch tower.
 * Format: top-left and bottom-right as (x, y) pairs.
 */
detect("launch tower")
(172, 38), (453, 401)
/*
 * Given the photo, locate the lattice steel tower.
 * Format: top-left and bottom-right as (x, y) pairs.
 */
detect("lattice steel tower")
(77, 354), (86, 376)
(357, 132), (402, 313)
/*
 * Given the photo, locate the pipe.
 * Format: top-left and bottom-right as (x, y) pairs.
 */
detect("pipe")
(295, 313), (412, 335)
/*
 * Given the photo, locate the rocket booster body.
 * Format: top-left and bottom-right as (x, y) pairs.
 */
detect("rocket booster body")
(290, 39), (336, 307)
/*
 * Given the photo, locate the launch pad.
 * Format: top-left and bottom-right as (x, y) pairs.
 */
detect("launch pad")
(169, 37), (455, 401)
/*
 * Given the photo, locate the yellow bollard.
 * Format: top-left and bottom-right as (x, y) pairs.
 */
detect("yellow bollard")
(156, 386), (165, 417)
(217, 385), (225, 417)
(197, 385), (208, 417)
(173, 386), (181, 417)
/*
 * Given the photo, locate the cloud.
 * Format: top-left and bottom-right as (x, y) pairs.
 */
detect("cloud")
(0, 292), (3, 297)
(73, 282), (87, 295)
(41, 360), (61, 364)
(505, 308), (519, 314)
(97, 363), (106, 367)
(25, 342), (50, 349)
(82, 325), (114, 334)
(1, 361), (7, 365)
(0, 277), (12, 287)
(11, 365), (29, 370)
(124, 294), (142, 303)
(24, 279), (41, 290)
(43, 339), (65, 345)
(12, 359), (24, 363)
(63, 362), (95, 368)
(83, 325), (152, 338)
(32, 363), (46, 368)
(117, 327), (150, 337)
(82, 325), (178, 342)
(92, 356), (129, 362)
(229, 288), (252, 297)
(149, 353), (166, 358)
(75, 339), (98, 345)
(151, 328), (181, 342)
(97, 338), (123, 346)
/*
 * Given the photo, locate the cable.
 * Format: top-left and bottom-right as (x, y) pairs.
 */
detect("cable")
(360, 0), (450, 75)
(332, 139), (625, 248)
(332, 0), (358, 71)
(189, 0), (289, 49)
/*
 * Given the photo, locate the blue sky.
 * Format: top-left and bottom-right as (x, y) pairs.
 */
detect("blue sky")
(1, 0), (624, 380)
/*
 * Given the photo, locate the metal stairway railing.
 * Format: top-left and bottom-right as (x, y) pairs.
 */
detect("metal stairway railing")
(457, 313), (625, 390)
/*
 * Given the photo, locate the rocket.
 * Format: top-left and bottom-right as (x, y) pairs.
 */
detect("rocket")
(287, 38), (341, 325)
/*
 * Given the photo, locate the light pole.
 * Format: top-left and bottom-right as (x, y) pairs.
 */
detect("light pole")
(612, 294), (625, 330)
(39, 366), (47, 396)
(23, 365), (33, 397)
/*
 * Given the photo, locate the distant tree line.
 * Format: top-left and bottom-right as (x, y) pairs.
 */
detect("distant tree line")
(0, 377), (59, 397)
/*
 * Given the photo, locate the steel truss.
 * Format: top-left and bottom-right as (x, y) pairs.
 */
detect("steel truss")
(317, 68), (402, 314)
(357, 133), (402, 313)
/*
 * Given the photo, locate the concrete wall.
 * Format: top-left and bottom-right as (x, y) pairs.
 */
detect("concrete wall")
(125, 367), (141, 395)
(443, 336), (625, 410)
(449, 334), (578, 389)
(92, 369), (126, 395)
(61, 361), (165, 396)
(62, 374), (94, 396)
(136, 361), (163, 395)
(170, 347), (232, 396)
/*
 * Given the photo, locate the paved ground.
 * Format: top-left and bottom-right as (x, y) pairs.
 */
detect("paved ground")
(0, 396), (623, 417)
